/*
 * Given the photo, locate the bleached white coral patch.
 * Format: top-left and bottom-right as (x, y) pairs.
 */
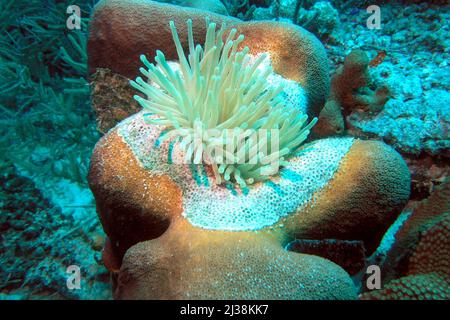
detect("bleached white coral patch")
(164, 53), (308, 115)
(118, 112), (354, 231)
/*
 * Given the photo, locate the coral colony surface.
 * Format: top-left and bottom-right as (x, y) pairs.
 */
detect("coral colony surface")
(0, 0), (448, 300)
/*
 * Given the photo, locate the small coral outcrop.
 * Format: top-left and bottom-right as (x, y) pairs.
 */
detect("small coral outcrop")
(311, 49), (390, 139)
(329, 49), (390, 115)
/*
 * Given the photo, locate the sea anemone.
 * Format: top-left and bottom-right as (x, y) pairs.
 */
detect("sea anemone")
(130, 19), (317, 187)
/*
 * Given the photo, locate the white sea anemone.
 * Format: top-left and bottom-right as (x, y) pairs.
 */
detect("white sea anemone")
(130, 19), (316, 188)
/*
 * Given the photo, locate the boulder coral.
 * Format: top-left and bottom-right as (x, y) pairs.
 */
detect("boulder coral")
(117, 218), (357, 299)
(87, 0), (411, 299)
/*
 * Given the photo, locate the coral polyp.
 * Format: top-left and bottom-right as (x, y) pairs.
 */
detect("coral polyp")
(130, 19), (317, 187)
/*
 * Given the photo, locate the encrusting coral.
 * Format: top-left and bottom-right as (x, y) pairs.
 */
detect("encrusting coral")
(130, 19), (317, 187)
(91, 69), (141, 134)
(88, 0), (411, 300)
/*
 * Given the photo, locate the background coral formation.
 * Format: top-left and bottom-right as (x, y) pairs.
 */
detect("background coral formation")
(361, 179), (450, 300)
